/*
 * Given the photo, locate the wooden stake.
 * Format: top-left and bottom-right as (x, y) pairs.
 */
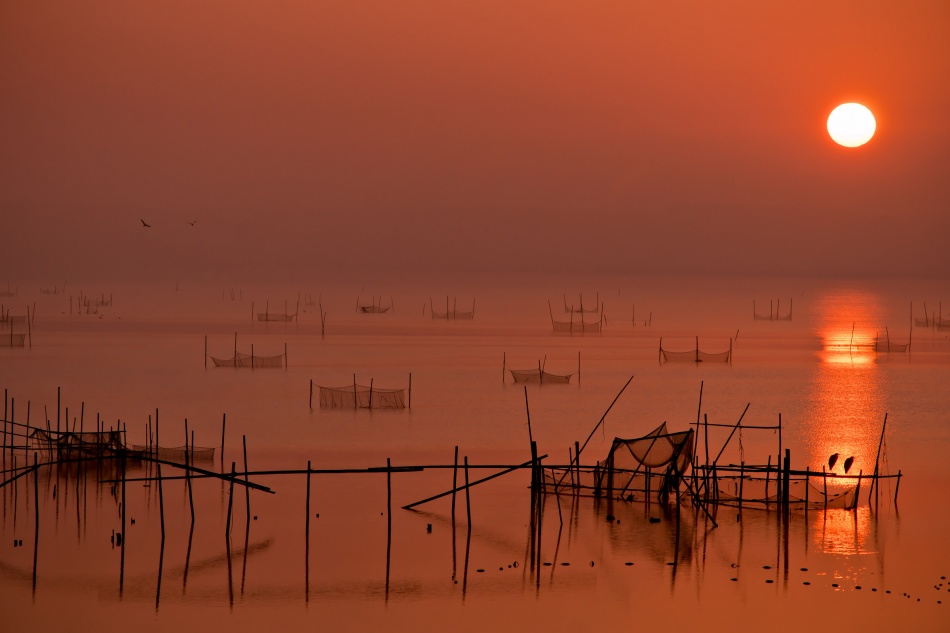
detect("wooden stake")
(226, 462), (236, 538)
(451, 446), (458, 523)
(243, 435), (250, 524)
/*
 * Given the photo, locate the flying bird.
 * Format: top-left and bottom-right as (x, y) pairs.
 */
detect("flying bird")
(843, 456), (855, 474)
(140, 219), (151, 228)
(187, 220), (197, 226)
(828, 453), (839, 470)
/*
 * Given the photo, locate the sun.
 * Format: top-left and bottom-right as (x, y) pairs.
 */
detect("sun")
(827, 103), (876, 148)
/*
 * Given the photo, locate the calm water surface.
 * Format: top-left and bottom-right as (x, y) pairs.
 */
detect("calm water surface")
(2, 275), (949, 631)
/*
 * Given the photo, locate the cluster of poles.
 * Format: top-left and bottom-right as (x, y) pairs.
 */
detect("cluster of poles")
(0, 379), (905, 604)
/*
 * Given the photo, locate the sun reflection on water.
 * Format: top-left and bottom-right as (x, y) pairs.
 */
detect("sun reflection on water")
(802, 289), (889, 553)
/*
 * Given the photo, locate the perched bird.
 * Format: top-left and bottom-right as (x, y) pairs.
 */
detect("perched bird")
(828, 453), (839, 470)
(843, 456), (855, 474)
(140, 219), (151, 228)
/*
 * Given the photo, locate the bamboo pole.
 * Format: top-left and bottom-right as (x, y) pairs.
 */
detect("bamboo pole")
(575, 375), (635, 462)
(451, 446), (459, 523)
(226, 462), (236, 538)
(186, 426), (194, 525)
(402, 457), (545, 509)
(386, 457), (392, 600)
(26, 455), (37, 590)
(243, 435), (250, 524)
(868, 413), (888, 502)
(309, 379), (313, 410)
(157, 462), (165, 541)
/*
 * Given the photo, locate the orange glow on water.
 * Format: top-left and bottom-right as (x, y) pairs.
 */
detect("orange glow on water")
(803, 290), (886, 508)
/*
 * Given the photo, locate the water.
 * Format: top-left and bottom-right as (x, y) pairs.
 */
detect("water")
(2, 274), (950, 631)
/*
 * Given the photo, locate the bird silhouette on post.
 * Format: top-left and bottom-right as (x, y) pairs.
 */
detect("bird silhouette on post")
(140, 219), (151, 228)
(828, 453), (839, 470)
(843, 456), (855, 474)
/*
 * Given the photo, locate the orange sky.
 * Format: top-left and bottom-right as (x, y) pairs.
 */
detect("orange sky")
(1, 0), (948, 283)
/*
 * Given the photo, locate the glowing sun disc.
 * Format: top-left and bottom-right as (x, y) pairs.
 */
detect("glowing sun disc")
(827, 103), (876, 147)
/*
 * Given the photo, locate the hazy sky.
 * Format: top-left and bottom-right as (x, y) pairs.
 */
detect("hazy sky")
(2, 1), (948, 284)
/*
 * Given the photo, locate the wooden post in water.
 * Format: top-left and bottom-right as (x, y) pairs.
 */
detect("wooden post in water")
(782, 449), (790, 521)
(305, 459), (311, 542)
(157, 463), (165, 541)
(386, 457), (392, 602)
(822, 466), (828, 510)
(226, 462), (236, 538)
(451, 446), (458, 524)
(464, 456), (471, 526)
(32, 453), (39, 591)
(369, 379), (374, 410)
(777, 413), (783, 510)
(187, 428), (195, 525)
(575, 440), (581, 496)
(243, 435), (250, 525)
(309, 379), (313, 409)
(804, 467), (810, 517)
(738, 462), (745, 514)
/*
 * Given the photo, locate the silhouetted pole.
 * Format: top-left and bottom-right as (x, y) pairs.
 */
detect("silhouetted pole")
(451, 446), (458, 523)
(386, 457), (392, 602)
(243, 435), (250, 524)
(32, 453), (39, 591)
(226, 462), (236, 538)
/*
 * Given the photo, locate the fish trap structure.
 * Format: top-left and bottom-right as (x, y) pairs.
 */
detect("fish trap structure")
(874, 327), (911, 353)
(252, 300), (298, 322)
(205, 334), (288, 368)
(310, 374), (411, 410)
(427, 296), (475, 320)
(544, 422), (694, 504)
(753, 299), (792, 321)
(659, 337), (732, 364)
(548, 299), (604, 335)
(503, 352), (580, 385)
(357, 296), (393, 314)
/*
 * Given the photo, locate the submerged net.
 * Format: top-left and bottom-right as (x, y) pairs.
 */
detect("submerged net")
(210, 351), (284, 368)
(552, 319), (602, 334)
(545, 423), (694, 503)
(508, 368), (572, 384)
(32, 429), (125, 455)
(319, 384), (407, 409)
(875, 339), (909, 353)
(715, 475), (857, 510)
(132, 445), (216, 462)
(660, 341), (731, 363)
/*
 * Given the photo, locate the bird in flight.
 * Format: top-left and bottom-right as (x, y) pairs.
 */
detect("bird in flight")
(141, 219), (151, 228)
(187, 220), (197, 227)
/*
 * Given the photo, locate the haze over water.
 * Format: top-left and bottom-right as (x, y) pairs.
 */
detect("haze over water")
(2, 0), (950, 630)
(1, 275), (949, 631)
